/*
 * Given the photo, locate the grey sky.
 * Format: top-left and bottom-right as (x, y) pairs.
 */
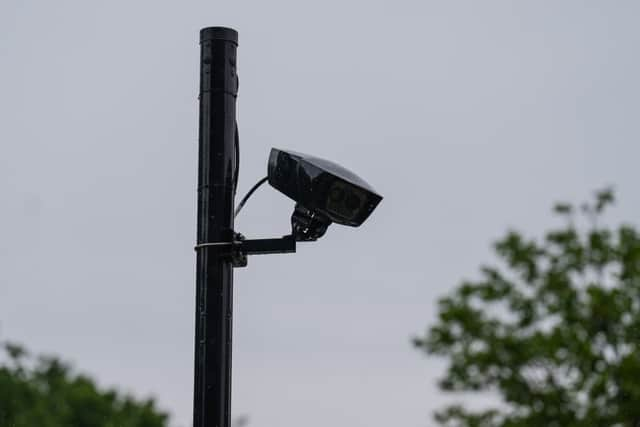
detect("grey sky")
(1, 1), (639, 426)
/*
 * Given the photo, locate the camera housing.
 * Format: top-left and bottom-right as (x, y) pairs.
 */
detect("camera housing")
(268, 148), (383, 240)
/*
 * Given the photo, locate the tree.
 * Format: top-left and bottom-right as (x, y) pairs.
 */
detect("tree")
(413, 189), (640, 426)
(0, 341), (169, 427)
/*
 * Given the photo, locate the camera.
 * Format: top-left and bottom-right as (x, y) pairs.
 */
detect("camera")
(268, 148), (383, 241)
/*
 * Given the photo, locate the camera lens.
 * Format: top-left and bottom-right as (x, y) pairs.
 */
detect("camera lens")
(329, 187), (345, 202)
(345, 192), (361, 210)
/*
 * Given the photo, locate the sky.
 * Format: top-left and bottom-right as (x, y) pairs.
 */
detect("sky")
(1, 1), (640, 426)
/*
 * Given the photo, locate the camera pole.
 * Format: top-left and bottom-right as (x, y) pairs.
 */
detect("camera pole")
(193, 27), (238, 427)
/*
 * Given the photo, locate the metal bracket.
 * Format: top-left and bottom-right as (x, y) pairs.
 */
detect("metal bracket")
(291, 204), (331, 241)
(195, 233), (297, 268)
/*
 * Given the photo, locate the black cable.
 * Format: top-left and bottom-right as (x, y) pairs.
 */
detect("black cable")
(234, 176), (268, 218)
(234, 122), (239, 193)
(234, 76), (240, 194)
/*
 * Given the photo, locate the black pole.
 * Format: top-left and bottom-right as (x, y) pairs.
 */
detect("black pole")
(194, 27), (238, 427)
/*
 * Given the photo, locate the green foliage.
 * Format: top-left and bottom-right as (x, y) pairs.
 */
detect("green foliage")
(414, 188), (640, 426)
(0, 342), (169, 427)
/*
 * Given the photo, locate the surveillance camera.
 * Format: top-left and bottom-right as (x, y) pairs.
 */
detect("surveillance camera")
(268, 148), (383, 240)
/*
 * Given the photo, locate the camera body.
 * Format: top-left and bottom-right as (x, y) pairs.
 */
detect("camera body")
(268, 148), (382, 239)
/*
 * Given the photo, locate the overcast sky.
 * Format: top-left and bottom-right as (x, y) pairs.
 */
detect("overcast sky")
(2, 1), (640, 426)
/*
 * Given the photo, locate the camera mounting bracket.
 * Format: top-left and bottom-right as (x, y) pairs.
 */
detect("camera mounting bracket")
(195, 200), (334, 268)
(194, 233), (296, 268)
(291, 204), (331, 241)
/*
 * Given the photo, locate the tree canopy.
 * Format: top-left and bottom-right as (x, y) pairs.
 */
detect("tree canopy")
(414, 189), (640, 426)
(0, 341), (169, 427)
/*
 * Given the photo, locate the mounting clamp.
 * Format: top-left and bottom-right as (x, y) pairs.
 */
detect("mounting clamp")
(195, 233), (297, 268)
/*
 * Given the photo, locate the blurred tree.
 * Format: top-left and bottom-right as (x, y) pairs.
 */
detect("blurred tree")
(0, 341), (169, 427)
(414, 189), (640, 426)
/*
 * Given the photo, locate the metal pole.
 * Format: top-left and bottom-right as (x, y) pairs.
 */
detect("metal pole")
(194, 26), (238, 427)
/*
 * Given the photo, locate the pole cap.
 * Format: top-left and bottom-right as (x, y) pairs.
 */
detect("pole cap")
(200, 27), (238, 44)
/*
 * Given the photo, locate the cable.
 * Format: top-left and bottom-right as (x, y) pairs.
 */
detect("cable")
(234, 122), (239, 193)
(234, 76), (240, 194)
(234, 176), (268, 218)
